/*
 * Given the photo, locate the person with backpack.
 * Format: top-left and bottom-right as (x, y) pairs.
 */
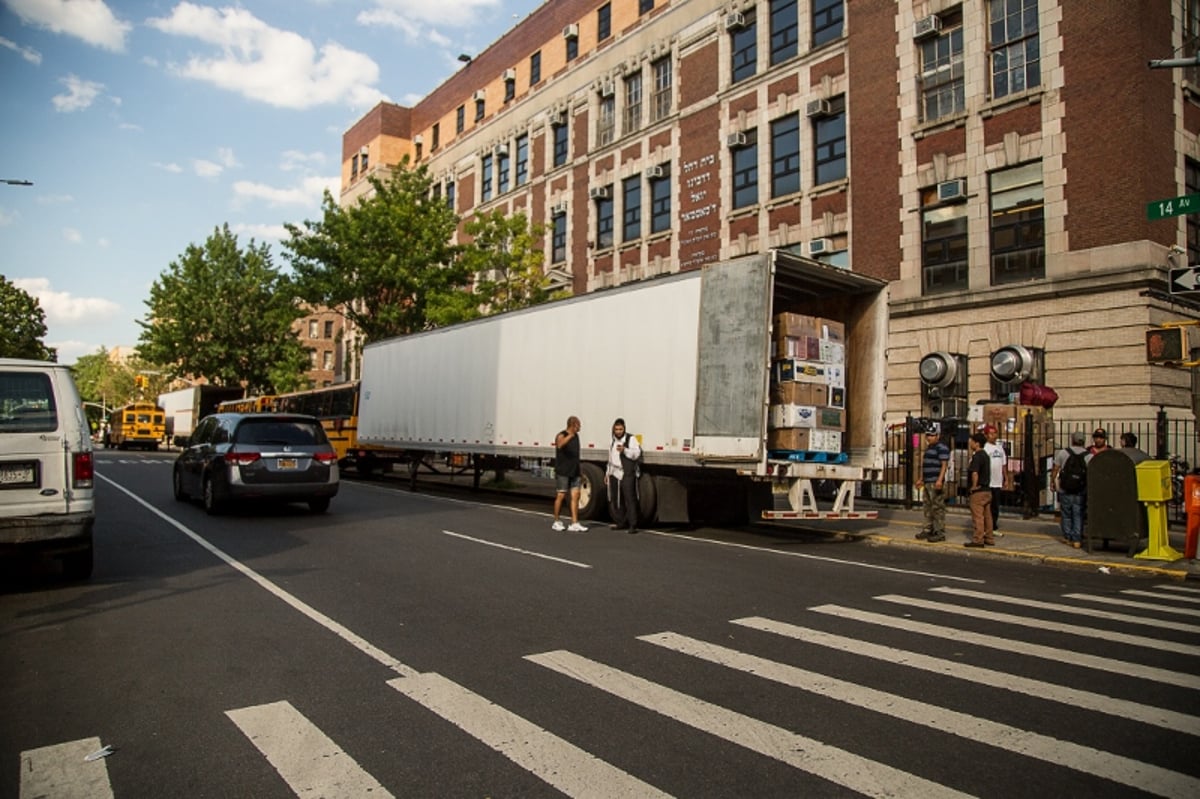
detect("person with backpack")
(1053, 431), (1090, 548)
(606, 417), (642, 534)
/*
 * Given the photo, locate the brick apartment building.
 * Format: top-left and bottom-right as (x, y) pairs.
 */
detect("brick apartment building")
(291, 307), (347, 387)
(339, 0), (1200, 427)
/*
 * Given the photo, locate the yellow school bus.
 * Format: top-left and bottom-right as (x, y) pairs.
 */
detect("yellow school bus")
(107, 401), (166, 451)
(215, 395), (276, 414)
(271, 383), (359, 462)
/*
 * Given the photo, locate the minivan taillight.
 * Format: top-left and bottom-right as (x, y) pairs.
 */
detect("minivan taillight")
(73, 451), (94, 488)
(224, 450), (261, 466)
(314, 452), (337, 464)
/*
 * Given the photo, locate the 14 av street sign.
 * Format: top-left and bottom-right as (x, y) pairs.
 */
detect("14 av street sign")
(1170, 265), (1200, 293)
(1148, 193), (1200, 220)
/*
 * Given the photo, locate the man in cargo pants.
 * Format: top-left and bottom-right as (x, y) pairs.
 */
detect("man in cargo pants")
(552, 415), (587, 532)
(915, 423), (950, 543)
(607, 418), (642, 534)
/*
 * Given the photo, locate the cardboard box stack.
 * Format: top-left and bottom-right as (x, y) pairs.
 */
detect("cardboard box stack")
(767, 312), (847, 454)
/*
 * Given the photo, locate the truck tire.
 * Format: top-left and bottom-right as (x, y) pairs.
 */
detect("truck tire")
(577, 462), (606, 520)
(637, 472), (657, 523)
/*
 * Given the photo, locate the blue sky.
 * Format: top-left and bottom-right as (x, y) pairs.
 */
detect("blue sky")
(0, 0), (543, 364)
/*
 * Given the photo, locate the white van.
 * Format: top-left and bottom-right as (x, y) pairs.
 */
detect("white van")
(0, 358), (95, 579)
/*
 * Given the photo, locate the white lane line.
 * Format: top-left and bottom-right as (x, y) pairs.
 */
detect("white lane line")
(732, 616), (1200, 733)
(639, 632), (1200, 799)
(875, 594), (1200, 656)
(929, 587), (1200, 634)
(387, 672), (670, 798)
(441, 529), (592, 569)
(99, 473), (419, 678)
(1122, 589), (1200, 605)
(1064, 593), (1200, 616)
(813, 603), (1200, 689)
(525, 649), (973, 799)
(20, 737), (114, 799)
(1157, 584), (1200, 594)
(226, 701), (392, 799)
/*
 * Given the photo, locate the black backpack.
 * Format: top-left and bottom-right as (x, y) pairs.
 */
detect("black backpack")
(1059, 449), (1088, 494)
(621, 434), (644, 476)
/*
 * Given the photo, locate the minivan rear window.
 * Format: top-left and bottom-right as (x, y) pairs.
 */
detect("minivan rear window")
(236, 419), (326, 446)
(0, 372), (59, 434)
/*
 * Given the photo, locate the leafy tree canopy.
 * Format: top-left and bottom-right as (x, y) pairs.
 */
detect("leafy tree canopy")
(0, 274), (56, 361)
(460, 210), (564, 315)
(283, 160), (466, 344)
(137, 224), (308, 394)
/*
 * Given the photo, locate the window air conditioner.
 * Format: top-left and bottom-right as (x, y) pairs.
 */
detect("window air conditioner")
(549, 111), (566, 126)
(550, 201), (568, 215)
(473, 89), (487, 101)
(599, 81), (616, 97)
(937, 178), (966, 202)
(493, 143), (509, 157)
(805, 98), (832, 118)
(645, 165), (665, 178)
(724, 12), (746, 31)
(807, 238), (832, 256)
(726, 131), (747, 148)
(413, 134), (423, 145)
(563, 23), (579, 40)
(503, 68), (516, 81)
(913, 14), (942, 39)
(589, 186), (609, 200)
(359, 146), (369, 156)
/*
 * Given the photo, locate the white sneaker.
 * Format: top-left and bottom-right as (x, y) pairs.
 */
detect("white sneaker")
(551, 521), (566, 531)
(567, 523), (588, 532)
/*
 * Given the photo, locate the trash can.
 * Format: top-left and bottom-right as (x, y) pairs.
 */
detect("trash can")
(1085, 450), (1143, 556)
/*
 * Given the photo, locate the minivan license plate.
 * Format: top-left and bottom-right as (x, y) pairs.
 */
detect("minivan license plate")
(277, 458), (297, 470)
(0, 464), (35, 485)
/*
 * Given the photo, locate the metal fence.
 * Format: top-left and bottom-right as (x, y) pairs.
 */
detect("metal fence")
(870, 411), (1197, 523)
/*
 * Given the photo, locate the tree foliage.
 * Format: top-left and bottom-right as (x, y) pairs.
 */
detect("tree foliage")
(137, 225), (308, 393)
(0, 274), (56, 361)
(283, 160), (466, 344)
(459, 210), (563, 315)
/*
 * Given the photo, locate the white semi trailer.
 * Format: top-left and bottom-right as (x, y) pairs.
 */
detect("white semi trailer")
(357, 251), (887, 523)
(157, 385), (244, 447)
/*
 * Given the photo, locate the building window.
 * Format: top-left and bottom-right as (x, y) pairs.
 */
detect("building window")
(308, 320), (319, 338)
(497, 149), (510, 194)
(360, 149), (369, 171)
(515, 134), (529, 186)
(622, 175), (641, 242)
(623, 71), (643, 135)
(597, 94), (616, 147)
(446, 180), (455, 211)
(552, 212), (567, 264)
(530, 51), (542, 85)
(553, 118), (569, 167)
(921, 187), (969, 294)
(475, 97), (485, 122)
(1188, 159), (1200, 266)
(812, 0), (844, 47)
(989, 0), (1041, 99)
(770, 0), (799, 66)
(324, 320), (334, 338)
(650, 164), (671, 233)
(1188, 1), (1200, 87)
(596, 190), (614, 249)
(813, 96), (846, 185)
(598, 3), (611, 41)
(481, 154), (493, 202)
(731, 9), (757, 84)
(322, 351), (333, 370)
(770, 113), (800, 198)
(920, 13), (965, 122)
(651, 56), (672, 122)
(415, 141), (423, 161)
(639, 0), (654, 15)
(731, 130), (758, 210)
(309, 349), (318, 367)
(432, 123), (440, 150)
(456, 105), (465, 134)
(504, 75), (516, 103)
(351, 154), (359, 179)
(989, 161), (1045, 284)
(567, 35), (579, 61)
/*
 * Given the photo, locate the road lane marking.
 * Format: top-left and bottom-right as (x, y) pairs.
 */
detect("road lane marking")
(813, 603), (1200, 688)
(98, 473), (419, 678)
(441, 529), (592, 569)
(1157, 584), (1200, 594)
(525, 649), (973, 799)
(875, 594), (1200, 656)
(1064, 592), (1200, 616)
(732, 615), (1200, 733)
(20, 738), (114, 799)
(387, 672), (669, 798)
(1121, 588), (1200, 605)
(929, 587), (1200, 633)
(638, 632), (1200, 799)
(226, 701), (392, 799)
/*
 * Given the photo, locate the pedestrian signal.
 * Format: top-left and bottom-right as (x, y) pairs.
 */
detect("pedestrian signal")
(1146, 327), (1186, 363)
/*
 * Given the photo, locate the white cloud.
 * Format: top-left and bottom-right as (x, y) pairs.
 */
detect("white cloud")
(11, 277), (121, 324)
(5, 0), (131, 52)
(97, 237), (109, 248)
(36, 193), (73, 204)
(62, 227), (82, 243)
(232, 175), (337, 207)
(153, 161), (183, 173)
(193, 159), (222, 178)
(217, 146), (239, 168)
(0, 34), (42, 64)
(52, 73), (104, 112)
(118, 121), (142, 132)
(146, 3), (387, 110)
(232, 222), (289, 241)
(280, 149), (326, 172)
(358, 0), (502, 29)
(0, 208), (18, 226)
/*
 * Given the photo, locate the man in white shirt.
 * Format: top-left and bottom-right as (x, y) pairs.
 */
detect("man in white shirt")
(982, 424), (1008, 536)
(606, 417), (642, 534)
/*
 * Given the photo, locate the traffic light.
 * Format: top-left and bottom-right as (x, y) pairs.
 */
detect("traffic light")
(1146, 326), (1186, 363)
(134, 375), (147, 389)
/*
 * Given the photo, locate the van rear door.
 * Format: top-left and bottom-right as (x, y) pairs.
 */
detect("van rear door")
(0, 368), (74, 515)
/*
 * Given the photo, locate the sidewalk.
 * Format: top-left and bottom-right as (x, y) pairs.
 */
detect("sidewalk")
(404, 467), (1200, 580)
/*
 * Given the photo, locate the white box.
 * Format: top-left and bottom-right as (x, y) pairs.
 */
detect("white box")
(819, 339), (845, 364)
(825, 364), (845, 388)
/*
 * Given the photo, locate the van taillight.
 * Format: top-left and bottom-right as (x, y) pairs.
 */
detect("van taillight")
(314, 452), (337, 464)
(224, 450), (261, 466)
(73, 452), (94, 487)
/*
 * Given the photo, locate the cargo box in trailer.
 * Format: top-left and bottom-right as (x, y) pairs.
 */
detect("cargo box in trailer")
(357, 251), (887, 522)
(158, 385), (245, 446)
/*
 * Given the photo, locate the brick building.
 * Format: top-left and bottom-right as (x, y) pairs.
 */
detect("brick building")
(291, 307), (347, 387)
(340, 0), (1200, 426)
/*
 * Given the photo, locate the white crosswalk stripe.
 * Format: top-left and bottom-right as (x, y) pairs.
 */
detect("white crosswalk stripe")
(19, 738), (114, 799)
(929, 586), (1200, 633)
(1122, 588), (1200, 605)
(1063, 592), (1200, 616)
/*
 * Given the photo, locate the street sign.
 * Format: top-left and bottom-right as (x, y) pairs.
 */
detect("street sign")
(1148, 193), (1200, 220)
(1170, 265), (1200, 293)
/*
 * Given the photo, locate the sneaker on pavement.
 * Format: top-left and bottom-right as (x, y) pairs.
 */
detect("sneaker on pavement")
(915, 530), (931, 540)
(567, 523), (588, 532)
(552, 521), (566, 531)
(925, 533), (946, 543)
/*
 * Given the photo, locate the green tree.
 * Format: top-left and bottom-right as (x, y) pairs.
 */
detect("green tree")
(283, 159), (465, 344)
(459, 210), (562, 315)
(0, 274), (56, 361)
(137, 225), (308, 393)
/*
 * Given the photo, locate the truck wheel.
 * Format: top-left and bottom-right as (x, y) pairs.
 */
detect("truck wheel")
(357, 457), (379, 477)
(577, 462), (607, 520)
(637, 472), (657, 523)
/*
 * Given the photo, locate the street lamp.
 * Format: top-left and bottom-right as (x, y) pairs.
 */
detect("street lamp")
(2, 179), (33, 186)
